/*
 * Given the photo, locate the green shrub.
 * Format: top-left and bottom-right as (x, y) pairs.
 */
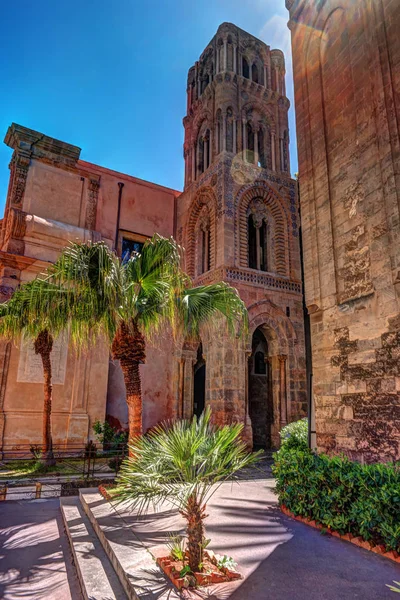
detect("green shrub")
(272, 447), (400, 552)
(93, 420), (127, 451)
(279, 418), (308, 450)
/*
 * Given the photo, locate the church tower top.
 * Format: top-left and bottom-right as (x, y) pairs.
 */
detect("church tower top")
(183, 23), (290, 189)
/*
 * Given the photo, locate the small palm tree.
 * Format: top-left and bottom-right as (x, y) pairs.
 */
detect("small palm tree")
(115, 409), (261, 572)
(51, 235), (248, 447)
(0, 279), (74, 464)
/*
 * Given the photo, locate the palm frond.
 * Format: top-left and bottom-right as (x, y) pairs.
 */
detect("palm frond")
(115, 408), (261, 513)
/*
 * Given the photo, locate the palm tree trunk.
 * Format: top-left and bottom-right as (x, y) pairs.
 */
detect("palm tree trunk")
(119, 358), (142, 446)
(111, 320), (146, 451)
(184, 493), (206, 572)
(34, 330), (56, 466)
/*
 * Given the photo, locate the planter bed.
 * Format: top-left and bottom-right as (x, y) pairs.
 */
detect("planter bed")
(157, 550), (241, 590)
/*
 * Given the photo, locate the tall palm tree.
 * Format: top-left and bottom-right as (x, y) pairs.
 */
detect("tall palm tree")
(115, 409), (261, 573)
(0, 279), (74, 464)
(51, 235), (248, 447)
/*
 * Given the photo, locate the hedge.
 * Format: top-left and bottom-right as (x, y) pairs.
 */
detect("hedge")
(272, 447), (400, 552)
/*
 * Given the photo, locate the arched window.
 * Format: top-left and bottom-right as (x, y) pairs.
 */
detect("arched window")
(196, 206), (211, 275)
(201, 73), (210, 94)
(197, 136), (204, 175)
(252, 64), (259, 83)
(247, 123), (254, 163)
(248, 198), (269, 271)
(242, 57), (250, 79)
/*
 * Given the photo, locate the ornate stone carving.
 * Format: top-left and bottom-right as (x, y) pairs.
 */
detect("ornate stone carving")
(248, 197), (268, 228)
(85, 178), (100, 230)
(198, 205), (210, 232)
(3, 208), (27, 254)
(8, 153), (30, 207)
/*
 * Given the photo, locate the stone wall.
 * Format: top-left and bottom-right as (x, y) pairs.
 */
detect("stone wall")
(287, 0), (400, 461)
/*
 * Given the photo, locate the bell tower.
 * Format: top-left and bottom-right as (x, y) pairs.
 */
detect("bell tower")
(175, 23), (306, 448)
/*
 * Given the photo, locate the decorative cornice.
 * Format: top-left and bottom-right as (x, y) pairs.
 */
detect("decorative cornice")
(4, 123), (81, 168)
(8, 153), (30, 207)
(85, 178), (100, 230)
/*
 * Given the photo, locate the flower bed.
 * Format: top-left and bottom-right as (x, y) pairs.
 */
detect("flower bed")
(272, 447), (400, 556)
(156, 550), (241, 590)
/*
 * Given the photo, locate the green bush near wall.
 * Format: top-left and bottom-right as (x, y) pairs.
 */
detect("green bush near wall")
(272, 446), (400, 552)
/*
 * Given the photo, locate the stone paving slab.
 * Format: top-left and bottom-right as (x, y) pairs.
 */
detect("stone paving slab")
(61, 497), (127, 599)
(83, 479), (400, 600)
(80, 489), (181, 600)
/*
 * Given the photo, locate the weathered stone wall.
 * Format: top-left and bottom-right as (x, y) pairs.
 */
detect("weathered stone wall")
(287, 0), (400, 461)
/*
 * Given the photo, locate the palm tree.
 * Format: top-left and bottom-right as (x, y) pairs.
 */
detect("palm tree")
(115, 409), (261, 572)
(51, 235), (248, 447)
(0, 278), (74, 464)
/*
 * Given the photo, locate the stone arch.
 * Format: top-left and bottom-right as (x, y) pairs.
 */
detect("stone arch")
(235, 181), (290, 276)
(247, 299), (296, 356)
(186, 187), (217, 278)
(246, 299), (297, 448)
(192, 110), (212, 145)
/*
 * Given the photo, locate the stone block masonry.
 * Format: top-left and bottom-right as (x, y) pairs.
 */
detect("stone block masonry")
(287, 0), (400, 461)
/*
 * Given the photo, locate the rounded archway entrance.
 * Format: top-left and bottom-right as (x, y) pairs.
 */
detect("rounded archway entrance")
(248, 327), (273, 449)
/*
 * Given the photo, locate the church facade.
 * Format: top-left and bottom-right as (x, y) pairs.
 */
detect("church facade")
(0, 23), (306, 451)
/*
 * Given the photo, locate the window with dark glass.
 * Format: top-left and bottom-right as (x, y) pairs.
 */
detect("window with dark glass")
(121, 238), (144, 263)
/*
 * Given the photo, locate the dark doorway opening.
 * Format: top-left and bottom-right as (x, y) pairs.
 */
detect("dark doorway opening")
(193, 343), (206, 418)
(248, 328), (273, 449)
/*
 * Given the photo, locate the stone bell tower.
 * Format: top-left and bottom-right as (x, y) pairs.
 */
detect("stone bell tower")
(174, 23), (306, 448)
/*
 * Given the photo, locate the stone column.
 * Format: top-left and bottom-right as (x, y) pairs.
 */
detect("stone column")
(255, 224), (261, 270)
(280, 137), (284, 172)
(254, 129), (259, 165)
(223, 115), (227, 151)
(223, 40), (228, 71)
(264, 65), (267, 88)
(204, 138), (208, 170)
(233, 120), (236, 154)
(216, 47), (220, 74)
(182, 354), (196, 420)
(192, 143), (196, 181)
(271, 132), (276, 171)
(242, 119), (247, 160)
(209, 129), (213, 164)
(278, 355), (288, 427)
(233, 44), (237, 73)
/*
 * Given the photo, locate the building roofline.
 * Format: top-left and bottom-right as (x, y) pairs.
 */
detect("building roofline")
(78, 160), (182, 197)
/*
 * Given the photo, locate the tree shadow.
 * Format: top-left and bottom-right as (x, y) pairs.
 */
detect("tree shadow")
(0, 499), (81, 599)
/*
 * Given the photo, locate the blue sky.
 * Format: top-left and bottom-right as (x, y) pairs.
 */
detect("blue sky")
(0, 0), (295, 212)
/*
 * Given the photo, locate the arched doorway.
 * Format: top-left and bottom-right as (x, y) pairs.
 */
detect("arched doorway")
(248, 327), (273, 448)
(193, 343), (206, 418)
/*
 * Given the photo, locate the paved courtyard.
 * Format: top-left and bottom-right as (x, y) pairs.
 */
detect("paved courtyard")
(0, 498), (82, 600)
(1, 479), (399, 599)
